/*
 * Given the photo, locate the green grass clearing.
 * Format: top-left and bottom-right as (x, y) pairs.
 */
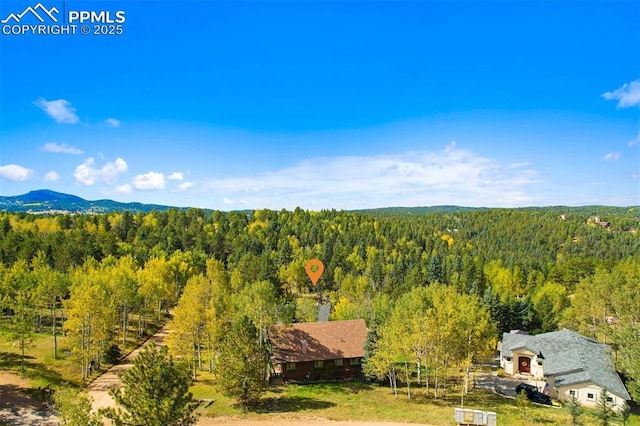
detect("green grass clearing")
(191, 378), (640, 426)
(0, 314), (165, 391)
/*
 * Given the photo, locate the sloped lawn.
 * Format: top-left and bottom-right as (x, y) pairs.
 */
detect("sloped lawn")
(193, 378), (640, 425)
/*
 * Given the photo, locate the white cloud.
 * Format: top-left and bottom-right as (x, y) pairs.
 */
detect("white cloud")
(0, 164), (34, 181)
(168, 172), (184, 181)
(42, 142), (84, 155)
(115, 184), (132, 194)
(205, 144), (542, 209)
(508, 161), (531, 168)
(602, 80), (640, 108)
(33, 98), (79, 124)
(174, 181), (194, 192)
(44, 171), (59, 181)
(132, 172), (165, 191)
(105, 118), (121, 128)
(629, 132), (640, 147)
(603, 152), (620, 161)
(74, 157), (128, 186)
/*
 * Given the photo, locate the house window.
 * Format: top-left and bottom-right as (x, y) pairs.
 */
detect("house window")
(569, 390), (577, 397)
(587, 393), (595, 400)
(286, 363), (296, 372)
(314, 360), (324, 369)
(606, 397), (613, 403)
(334, 359), (343, 367)
(505, 357), (512, 362)
(350, 358), (362, 366)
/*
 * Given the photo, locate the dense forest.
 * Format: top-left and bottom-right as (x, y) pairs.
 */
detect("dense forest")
(0, 206), (638, 400)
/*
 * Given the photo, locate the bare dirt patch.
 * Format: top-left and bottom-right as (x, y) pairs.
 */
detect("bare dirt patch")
(0, 371), (57, 426)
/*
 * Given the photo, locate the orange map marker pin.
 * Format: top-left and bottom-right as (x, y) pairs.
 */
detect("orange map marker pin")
(305, 259), (324, 286)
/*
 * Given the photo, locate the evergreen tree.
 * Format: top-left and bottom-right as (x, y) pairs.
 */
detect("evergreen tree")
(53, 387), (102, 426)
(214, 316), (269, 406)
(565, 393), (583, 426)
(102, 342), (198, 426)
(594, 389), (614, 426)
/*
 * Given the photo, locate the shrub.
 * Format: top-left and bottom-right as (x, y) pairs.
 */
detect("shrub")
(103, 344), (122, 364)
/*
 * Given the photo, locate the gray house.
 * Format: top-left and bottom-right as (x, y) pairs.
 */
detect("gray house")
(500, 329), (630, 410)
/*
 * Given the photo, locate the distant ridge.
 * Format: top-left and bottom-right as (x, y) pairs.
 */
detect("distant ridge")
(0, 190), (637, 216)
(0, 190), (181, 214)
(352, 205), (638, 217)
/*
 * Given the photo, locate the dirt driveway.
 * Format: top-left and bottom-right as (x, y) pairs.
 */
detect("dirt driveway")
(87, 322), (172, 413)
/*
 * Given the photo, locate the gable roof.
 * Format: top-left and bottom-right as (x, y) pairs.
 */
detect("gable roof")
(269, 319), (367, 363)
(501, 329), (630, 400)
(501, 332), (540, 357)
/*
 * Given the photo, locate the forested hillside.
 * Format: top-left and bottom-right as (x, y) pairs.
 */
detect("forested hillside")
(0, 206), (638, 399)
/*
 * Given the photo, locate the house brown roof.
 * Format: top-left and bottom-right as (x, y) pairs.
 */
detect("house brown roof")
(269, 319), (367, 363)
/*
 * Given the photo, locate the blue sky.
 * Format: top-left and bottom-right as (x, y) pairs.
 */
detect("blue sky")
(1, 1), (639, 210)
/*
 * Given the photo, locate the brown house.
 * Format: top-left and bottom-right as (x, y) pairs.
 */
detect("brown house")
(269, 319), (367, 382)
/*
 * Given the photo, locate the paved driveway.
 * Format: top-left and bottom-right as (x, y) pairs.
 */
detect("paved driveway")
(474, 358), (547, 398)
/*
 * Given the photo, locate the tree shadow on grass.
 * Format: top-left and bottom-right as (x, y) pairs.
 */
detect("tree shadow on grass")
(0, 351), (36, 368)
(0, 351), (65, 387)
(21, 362), (65, 386)
(246, 395), (337, 413)
(322, 381), (373, 394)
(287, 380), (374, 395)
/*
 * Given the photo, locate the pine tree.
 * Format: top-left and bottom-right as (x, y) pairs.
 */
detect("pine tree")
(214, 316), (269, 406)
(102, 342), (198, 426)
(594, 388), (614, 426)
(565, 393), (583, 426)
(53, 387), (102, 426)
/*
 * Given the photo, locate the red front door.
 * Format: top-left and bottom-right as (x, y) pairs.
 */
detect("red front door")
(519, 356), (531, 374)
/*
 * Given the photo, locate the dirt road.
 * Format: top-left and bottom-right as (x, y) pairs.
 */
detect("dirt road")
(86, 323), (171, 413)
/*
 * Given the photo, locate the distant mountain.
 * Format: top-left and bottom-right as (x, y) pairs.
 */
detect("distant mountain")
(1, 190), (637, 216)
(0, 190), (181, 214)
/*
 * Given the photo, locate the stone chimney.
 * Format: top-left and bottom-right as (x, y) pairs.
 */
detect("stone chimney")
(301, 339), (308, 354)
